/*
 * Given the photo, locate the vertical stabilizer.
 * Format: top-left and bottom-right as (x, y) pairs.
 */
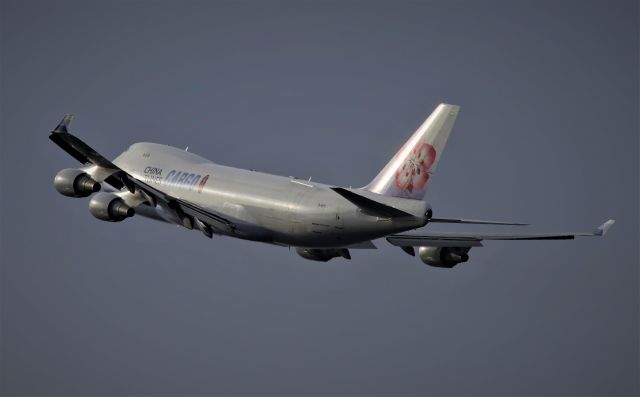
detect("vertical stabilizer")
(364, 103), (459, 199)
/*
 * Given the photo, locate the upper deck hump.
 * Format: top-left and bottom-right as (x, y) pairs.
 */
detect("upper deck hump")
(126, 142), (214, 164)
(120, 142), (335, 193)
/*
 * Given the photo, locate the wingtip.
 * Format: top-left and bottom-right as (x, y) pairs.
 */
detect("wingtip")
(438, 103), (461, 113)
(51, 114), (74, 134)
(594, 219), (616, 236)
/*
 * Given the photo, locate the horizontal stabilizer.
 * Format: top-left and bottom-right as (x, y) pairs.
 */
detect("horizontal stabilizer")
(330, 187), (413, 218)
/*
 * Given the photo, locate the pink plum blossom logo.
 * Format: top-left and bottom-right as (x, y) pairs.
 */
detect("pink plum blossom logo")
(394, 143), (436, 193)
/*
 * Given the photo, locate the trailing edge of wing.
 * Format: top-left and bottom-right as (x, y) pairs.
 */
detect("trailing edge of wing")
(330, 187), (414, 218)
(386, 219), (615, 248)
(430, 217), (528, 226)
(343, 240), (377, 249)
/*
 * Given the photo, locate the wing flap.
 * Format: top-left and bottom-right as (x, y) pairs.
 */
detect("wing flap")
(175, 199), (235, 234)
(343, 240), (377, 249)
(429, 217), (528, 226)
(387, 235), (484, 247)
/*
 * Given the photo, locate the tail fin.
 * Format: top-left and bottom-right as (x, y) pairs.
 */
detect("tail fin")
(364, 103), (459, 199)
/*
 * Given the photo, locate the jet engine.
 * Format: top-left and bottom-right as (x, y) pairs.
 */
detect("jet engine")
(418, 246), (470, 268)
(89, 192), (135, 222)
(296, 248), (351, 262)
(54, 168), (101, 197)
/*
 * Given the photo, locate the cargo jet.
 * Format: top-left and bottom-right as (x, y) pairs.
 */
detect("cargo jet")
(50, 104), (614, 267)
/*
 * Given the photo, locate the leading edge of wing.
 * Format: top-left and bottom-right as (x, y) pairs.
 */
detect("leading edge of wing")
(386, 219), (616, 247)
(50, 115), (120, 169)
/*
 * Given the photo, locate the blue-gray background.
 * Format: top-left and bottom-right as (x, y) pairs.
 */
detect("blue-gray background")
(1, 0), (638, 395)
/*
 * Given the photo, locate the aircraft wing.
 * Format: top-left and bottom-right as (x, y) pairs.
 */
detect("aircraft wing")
(429, 217), (528, 225)
(386, 219), (615, 247)
(49, 115), (234, 235)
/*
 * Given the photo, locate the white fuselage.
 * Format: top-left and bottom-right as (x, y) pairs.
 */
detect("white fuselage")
(113, 142), (428, 247)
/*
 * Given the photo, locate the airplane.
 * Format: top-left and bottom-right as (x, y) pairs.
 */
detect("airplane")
(49, 104), (615, 267)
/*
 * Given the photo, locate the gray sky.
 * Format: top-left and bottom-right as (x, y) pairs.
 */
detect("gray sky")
(1, 0), (638, 395)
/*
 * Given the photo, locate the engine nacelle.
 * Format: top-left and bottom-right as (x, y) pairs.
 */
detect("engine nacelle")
(296, 248), (351, 262)
(89, 192), (135, 222)
(419, 246), (470, 268)
(54, 168), (101, 197)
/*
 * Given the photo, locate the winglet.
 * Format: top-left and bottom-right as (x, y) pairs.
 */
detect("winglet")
(594, 219), (615, 236)
(52, 114), (74, 134)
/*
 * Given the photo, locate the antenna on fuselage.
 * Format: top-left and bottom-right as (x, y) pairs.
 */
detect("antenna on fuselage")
(185, 146), (189, 151)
